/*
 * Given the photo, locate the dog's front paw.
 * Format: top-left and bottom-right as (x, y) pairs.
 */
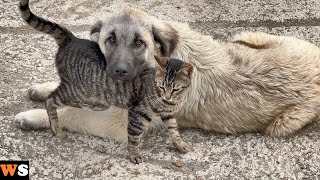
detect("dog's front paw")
(15, 113), (33, 130)
(14, 109), (50, 130)
(28, 83), (59, 101)
(175, 141), (193, 153)
(129, 154), (143, 164)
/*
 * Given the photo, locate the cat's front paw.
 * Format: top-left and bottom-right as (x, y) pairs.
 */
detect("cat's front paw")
(51, 127), (62, 136)
(129, 154), (143, 164)
(50, 122), (62, 136)
(175, 141), (193, 153)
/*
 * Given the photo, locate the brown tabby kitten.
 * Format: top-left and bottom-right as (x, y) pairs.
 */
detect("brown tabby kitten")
(19, 0), (193, 164)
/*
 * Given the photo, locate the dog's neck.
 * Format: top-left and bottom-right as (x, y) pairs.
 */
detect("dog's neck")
(167, 21), (241, 107)
(169, 22), (233, 76)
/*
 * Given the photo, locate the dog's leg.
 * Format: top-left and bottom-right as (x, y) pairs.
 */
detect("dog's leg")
(264, 102), (320, 137)
(28, 82), (59, 101)
(161, 115), (193, 153)
(15, 109), (50, 130)
(15, 107), (129, 142)
(15, 82), (59, 129)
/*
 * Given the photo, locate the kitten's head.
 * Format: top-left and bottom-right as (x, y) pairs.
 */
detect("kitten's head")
(154, 56), (193, 104)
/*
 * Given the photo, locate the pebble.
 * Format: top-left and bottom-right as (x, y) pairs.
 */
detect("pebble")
(172, 159), (184, 168)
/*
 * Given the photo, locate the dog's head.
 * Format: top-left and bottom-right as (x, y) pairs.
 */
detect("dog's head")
(90, 8), (179, 81)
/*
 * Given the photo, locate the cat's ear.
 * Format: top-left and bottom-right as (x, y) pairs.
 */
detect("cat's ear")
(179, 63), (193, 76)
(154, 55), (167, 69)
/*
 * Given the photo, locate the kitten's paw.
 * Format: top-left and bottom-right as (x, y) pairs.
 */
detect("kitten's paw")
(28, 82), (59, 101)
(129, 154), (143, 164)
(175, 141), (193, 153)
(50, 122), (62, 136)
(51, 126), (62, 136)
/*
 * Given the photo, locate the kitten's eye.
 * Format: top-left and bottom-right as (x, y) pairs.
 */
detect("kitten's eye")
(135, 39), (144, 47)
(107, 36), (116, 44)
(158, 86), (165, 90)
(172, 88), (180, 92)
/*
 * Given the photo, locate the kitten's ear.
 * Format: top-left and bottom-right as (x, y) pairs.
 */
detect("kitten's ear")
(90, 21), (102, 43)
(154, 55), (167, 69)
(180, 63), (194, 76)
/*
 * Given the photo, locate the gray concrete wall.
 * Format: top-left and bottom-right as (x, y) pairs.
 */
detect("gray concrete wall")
(1, 0), (320, 179)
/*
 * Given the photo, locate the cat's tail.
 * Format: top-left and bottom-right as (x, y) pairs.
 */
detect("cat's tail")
(19, 0), (75, 46)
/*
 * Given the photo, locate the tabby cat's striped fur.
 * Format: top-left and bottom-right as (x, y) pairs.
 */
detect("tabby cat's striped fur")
(19, 0), (193, 164)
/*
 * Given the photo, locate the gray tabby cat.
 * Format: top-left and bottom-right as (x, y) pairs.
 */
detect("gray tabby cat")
(19, 0), (193, 164)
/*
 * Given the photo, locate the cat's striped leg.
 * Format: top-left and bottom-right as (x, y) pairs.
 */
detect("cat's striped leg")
(127, 108), (152, 164)
(45, 84), (80, 136)
(45, 97), (61, 136)
(161, 114), (193, 153)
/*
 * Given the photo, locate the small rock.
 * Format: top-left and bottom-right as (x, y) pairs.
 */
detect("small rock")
(43, 170), (49, 176)
(133, 171), (140, 176)
(52, 172), (62, 179)
(68, 173), (74, 178)
(172, 159), (184, 168)
(120, 161), (126, 167)
(110, 171), (117, 176)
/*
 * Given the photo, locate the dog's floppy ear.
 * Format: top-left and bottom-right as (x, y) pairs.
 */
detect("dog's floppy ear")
(90, 21), (102, 43)
(154, 55), (168, 70)
(152, 24), (179, 57)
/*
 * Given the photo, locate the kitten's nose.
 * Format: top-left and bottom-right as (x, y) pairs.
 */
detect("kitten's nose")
(164, 93), (171, 101)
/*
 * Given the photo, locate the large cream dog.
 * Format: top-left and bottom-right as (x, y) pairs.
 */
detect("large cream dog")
(15, 9), (320, 142)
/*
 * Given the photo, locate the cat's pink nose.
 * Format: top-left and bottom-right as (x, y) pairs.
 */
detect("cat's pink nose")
(164, 94), (171, 101)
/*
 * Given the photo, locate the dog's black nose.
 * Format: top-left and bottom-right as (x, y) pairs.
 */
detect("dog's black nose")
(114, 68), (128, 77)
(112, 63), (134, 80)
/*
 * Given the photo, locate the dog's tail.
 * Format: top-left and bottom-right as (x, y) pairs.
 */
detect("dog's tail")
(19, 0), (75, 46)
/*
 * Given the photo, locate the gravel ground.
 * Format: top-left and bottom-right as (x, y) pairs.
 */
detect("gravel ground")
(1, 0), (320, 179)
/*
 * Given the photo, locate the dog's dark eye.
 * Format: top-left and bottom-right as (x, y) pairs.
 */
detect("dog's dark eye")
(107, 36), (116, 44)
(135, 40), (144, 47)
